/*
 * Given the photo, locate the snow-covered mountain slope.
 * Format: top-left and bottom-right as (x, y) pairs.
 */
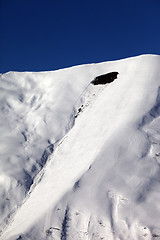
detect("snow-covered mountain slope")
(0, 55), (160, 240)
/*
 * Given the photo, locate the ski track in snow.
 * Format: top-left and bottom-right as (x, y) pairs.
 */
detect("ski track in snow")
(0, 55), (160, 240)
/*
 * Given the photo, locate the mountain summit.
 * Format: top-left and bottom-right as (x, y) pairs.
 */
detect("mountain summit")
(0, 55), (160, 240)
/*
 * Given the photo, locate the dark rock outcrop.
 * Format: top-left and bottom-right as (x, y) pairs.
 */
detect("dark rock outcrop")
(91, 72), (119, 85)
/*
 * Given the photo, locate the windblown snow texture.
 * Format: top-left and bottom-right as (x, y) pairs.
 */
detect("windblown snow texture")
(0, 55), (160, 240)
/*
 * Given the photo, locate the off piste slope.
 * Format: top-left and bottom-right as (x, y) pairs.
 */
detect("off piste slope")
(0, 55), (160, 240)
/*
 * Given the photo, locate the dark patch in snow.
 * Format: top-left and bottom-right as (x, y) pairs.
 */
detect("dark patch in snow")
(18, 94), (24, 103)
(88, 165), (92, 170)
(73, 180), (80, 191)
(78, 107), (82, 113)
(91, 72), (119, 85)
(35, 104), (41, 110)
(39, 144), (54, 167)
(136, 194), (145, 203)
(31, 165), (37, 173)
(30, 96), (36, 107)
(52, 227), (61, 231)
(6, 102), (12, 109)
(98, 220), (105, 227)
(152, 233), (160, 238)
(46, 227), (61, 237)
(46, 229), (52, 236)
(61, 206), (70, 240)
(21, 131), (27, 142)
(16, 235), (23, 240)
(87, 220), (91, 234)
(75, 105), (84, 118)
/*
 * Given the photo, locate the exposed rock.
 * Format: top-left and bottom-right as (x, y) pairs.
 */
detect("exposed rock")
(91, 72), (119, 85)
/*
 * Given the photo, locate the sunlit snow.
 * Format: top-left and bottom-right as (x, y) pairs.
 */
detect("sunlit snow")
(0, 55), (160, 240)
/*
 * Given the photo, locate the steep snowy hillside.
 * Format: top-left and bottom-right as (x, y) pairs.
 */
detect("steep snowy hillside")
(0, 55), (160, 240)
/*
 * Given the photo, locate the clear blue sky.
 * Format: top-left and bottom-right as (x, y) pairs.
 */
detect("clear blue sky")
(0, 0), (160, 73)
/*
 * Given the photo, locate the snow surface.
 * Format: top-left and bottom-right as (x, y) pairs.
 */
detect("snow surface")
(0, 55), (160, 240)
